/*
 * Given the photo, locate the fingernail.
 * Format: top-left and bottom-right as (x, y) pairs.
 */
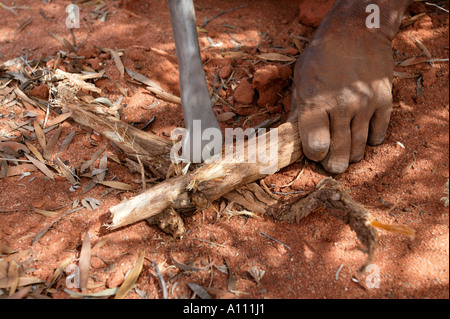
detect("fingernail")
(323, 161), (348, 174)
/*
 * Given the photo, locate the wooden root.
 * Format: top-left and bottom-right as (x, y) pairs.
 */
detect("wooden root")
(60, 97), (379, 268)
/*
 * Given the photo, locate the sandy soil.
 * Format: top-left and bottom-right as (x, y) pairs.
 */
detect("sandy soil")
(0, 0), (448, 299)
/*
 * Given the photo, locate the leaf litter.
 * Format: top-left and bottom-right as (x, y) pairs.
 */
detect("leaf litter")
(0, 1), (447, 300)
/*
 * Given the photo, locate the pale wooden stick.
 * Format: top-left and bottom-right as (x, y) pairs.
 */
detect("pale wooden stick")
(108, 117), (302, 229)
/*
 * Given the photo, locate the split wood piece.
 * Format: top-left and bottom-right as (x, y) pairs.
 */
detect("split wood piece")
(62, 101), (172, 171)
(108, 117), (302, 229)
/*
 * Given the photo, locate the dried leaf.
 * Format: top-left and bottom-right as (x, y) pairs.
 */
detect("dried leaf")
(114, 250), (145, 299)
(97, 153), (108, 182)
(49, 32), (75, 52)
(225, 258), (236, 291)
(207, 287), (235, 299)
(82, 178), (97, 195)
(81, 197), (100, 210)
(411, 37), (432, 58)
(92, 237), (110, 250)
(46, 111), (72, 127)
(24, 141), (45, 163)
(103, 48), (124, 79)
(55, 157), (77, 185)
(292, 37), (303, 53)
(43, 126), (62, 159)
(0, 243), (15, 254)
(80, 147), (105, 173)
(393, 71), (419, 79)
(125, 68), (163, 90)
(5, 164), (36, 177)
(398, 57), (419, 67)
(0, 160), (7, 178)
(0, 276), (44, 289)
(64, 287), (119, 298)
(16, 18), (32, 34)
(256, 53), (295, 62)
(33, 224), (53, 245)
(95, 97), (113, 106)
(96, 180), (135, 191)
(7, 261), (19, 296)
(248, 266), (265, 285)
(24, 153), (54, 180)
(402, 13), (426, 27)
(124, 68), (181, 103)
(33, 120), (46, 150)
(170, 247), (205, 272)
(15, 87), (40, 109)
(79, 230), (91, 291)
(34, 209), (58, 217)
(187, 283), (211, 299)
(58, 131), (75, 154)
(7, 285), (32, 299)
(220, 51), (250, 59)
(0, 141), (30, 154)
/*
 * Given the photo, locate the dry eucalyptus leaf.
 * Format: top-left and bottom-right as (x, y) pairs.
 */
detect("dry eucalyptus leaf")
(207, 287), (235, 299)
(398, 57), (418, 67)
(55, 157), (78, 185)
(411, 37), (432, 58)
(58, 131), (75, 155)
(5, 164), (37, 177)
(114, 250), (145, 299)
(79, 230), (91, 291)
(125, 68), (163, 91)
(24, 141), (45, 163)
(97, 153), (108, 182)
(0, 141), (29, 154)
(394, 71), (419, 79)
(33, 120), (46, 150)
(80, 147), (105, 173)
(248, 266), (265, 285)
(220, 51), (249, 59)
(43, 126), (62, 160)
(24, 153), (54, 180)
(7, 260), (19, 296)
(96, 180), (135, 191)
(187, 283), (211, 299)
(34, 209), (58, 217)
(46, 111), (72, 127)
(256, 53), (295, 62)
(0, 243), (15, 254)
(103, 48), (124, 79)
(170, 247), (206, 272)
(81, 197), (101, 210)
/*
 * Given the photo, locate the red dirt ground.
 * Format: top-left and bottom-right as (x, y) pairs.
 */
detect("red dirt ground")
(0, 0), (448, 299)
